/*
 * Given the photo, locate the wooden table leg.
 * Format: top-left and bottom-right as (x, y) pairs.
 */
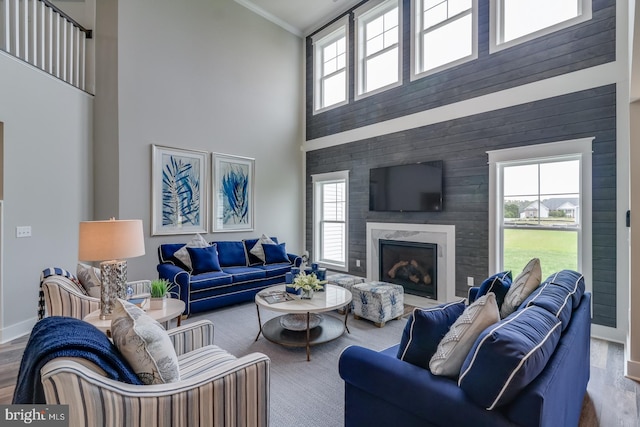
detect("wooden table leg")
(254, 304), (263, 342)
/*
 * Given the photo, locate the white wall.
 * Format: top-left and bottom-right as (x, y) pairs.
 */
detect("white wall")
(0, 52), (93, 342)
(95, 0), (304, 279)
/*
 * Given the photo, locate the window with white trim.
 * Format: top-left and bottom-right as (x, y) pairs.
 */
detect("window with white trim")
(490, 0), (591, 53)
(312, 171), (349, 271)
(312, 17), (349, 113)
(488, 139), (592, 284)
(411, 0), (477, 80)
(355, 0), (401, 99)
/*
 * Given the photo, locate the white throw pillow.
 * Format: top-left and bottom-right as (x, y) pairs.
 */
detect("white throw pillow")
(249, 234), (276, 262)
(500, 258), (542, 318)
(76, 263), (102, 298)
(111, 299), (180, 385)
(429, 293), (500, 378)
(173, 234), (209, 271)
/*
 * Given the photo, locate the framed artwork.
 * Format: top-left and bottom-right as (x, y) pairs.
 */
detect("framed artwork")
(212, 153), (255, 232)
(151, 145), (209, 235)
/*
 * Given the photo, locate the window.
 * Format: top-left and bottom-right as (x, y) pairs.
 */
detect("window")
(488, 138), (593, 283)
(411, 0), (477, 80)
(491, 0), (591, 53)
(355, 0), (401, 99)
(312, 171), (349, 271)
(312, 17), (349, 113)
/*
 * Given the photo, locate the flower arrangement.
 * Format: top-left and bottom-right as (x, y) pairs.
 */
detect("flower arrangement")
(292, 271), (325, 292)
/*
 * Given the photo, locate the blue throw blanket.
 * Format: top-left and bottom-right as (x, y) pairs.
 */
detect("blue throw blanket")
(13, 316), (143, 404)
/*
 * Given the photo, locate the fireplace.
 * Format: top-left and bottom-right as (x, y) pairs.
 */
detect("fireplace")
(366, 222), (455, 303)
(379, 239), (437, 299)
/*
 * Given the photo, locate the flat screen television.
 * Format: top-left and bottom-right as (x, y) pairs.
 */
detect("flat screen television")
(369, 161), (443, 212)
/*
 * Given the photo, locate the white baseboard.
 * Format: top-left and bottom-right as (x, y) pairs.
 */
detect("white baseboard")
(626, 358), (640, 381)
(0, 316), (36, 344)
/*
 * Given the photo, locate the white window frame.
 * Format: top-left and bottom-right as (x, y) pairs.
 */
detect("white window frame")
(354, 0), (402, 100)
(312, 16), (350, 114)
(490, 0), (592, 54)
(488, 138), (593, 291)
(312, 170), (349, 272)
(410, 0), (478, 82)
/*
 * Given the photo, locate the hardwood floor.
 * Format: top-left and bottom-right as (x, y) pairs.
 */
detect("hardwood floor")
(1, 333), (638, 426)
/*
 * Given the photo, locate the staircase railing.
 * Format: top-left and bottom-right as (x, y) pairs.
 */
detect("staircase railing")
(1, 0), (92, 92)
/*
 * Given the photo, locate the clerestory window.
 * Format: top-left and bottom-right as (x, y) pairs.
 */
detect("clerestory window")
(312, 17), (349, 114)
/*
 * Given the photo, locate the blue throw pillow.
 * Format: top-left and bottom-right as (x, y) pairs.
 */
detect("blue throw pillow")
(214, 241), (248, 267)
(458, 305), (562, 409)
(477, 271), (512, 308)
(263, 242), (290, 264)
(186, 244), (221, 275)
(243, 237), (279, 266)
(396, 300), (466, 369)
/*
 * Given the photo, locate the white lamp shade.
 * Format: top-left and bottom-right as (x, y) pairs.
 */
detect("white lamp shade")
(78, 219), (145, 261)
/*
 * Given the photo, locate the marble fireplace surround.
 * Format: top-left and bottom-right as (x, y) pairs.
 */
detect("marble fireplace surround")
(366, 222), (456, 303)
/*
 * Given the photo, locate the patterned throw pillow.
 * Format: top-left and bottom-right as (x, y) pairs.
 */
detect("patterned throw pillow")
(111, 299), (180, 385)
(250, 234), (276, 262)
(429, 293), (500, 377)
(173, 234), (209, 271)
(500, 258), (542, 318)
(76, 263), (102, 298)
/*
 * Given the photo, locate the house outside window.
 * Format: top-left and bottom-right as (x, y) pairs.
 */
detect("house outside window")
(312, 171), (349, 271)
(488, 138), (592, 283)
(411, 0), (477, 81)
(312, 17), (349, 113)
(490, 0), (592, 53)
(355, 0), (402, 99)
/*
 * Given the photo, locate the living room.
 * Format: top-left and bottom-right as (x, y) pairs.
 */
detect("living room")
(0, 0), (640, 424)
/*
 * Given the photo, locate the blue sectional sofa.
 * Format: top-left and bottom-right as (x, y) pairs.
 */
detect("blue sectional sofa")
(157, 237), (301, 316)
(339, 270), (590, 427)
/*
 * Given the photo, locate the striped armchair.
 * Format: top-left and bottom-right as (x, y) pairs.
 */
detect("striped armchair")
(40, 320), (271, 427)
(39, 267), (150, 320)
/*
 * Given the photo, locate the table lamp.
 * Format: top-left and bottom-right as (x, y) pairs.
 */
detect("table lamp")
(78, 218), (145, 319)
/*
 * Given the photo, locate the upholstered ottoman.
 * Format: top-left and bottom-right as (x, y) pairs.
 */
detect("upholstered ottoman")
(351, 281), (404, 327)
(327, 273), (366, 314)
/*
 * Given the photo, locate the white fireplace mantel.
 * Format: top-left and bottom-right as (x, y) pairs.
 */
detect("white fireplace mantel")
(366, 222), (456, 303)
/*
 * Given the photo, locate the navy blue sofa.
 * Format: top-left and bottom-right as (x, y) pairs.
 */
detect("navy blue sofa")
(157, 238), (301, 316)
(339, 270), (591, 427)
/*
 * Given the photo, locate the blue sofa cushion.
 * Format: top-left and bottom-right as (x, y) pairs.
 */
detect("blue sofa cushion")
(189, 270), (233, 291)
(214, 241), (248, 267)
(519, 270), (585, 331)
(263, 242), (290, 264)
(477, 271), (512, 308)
(243, 237), (279, 266)
(396, 300), (466, 369)
(458, 305), (562, 410)
(221, 266), (267, 282)
(187, 244), (221, 275)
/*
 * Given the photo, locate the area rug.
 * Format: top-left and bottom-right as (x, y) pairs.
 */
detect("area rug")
(186, 301), (409, 427)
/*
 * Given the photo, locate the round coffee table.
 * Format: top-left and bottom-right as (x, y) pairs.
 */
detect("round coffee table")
(254, 284), (352, 361)
(84, 298), (185, 336)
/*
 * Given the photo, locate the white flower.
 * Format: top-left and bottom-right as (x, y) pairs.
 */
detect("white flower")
(292, 271), (325, 291)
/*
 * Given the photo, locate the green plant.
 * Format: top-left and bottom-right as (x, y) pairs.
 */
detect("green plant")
(292, 271), (325, 292)
(150, 279), (172, 298)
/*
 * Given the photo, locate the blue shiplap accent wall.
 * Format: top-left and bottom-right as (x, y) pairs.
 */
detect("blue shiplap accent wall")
(304, 0), (617, 327)
(306, 0), (615, 141)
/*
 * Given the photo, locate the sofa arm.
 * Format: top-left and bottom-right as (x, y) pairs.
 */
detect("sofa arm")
(339, 346), (513, 427)
(157, 263), (191, 314)
(288, 253), (302, 267)
(166, 320), (215, 356)
(41, 352), (270, 427)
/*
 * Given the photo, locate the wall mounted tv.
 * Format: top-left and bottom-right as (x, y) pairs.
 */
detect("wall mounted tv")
(369, 160), (443, 212)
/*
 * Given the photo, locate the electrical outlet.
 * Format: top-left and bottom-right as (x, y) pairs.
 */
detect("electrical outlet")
(16, 226), (32, 238)
(467, 276), (474, 287)
(356, 259), (361, 267)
